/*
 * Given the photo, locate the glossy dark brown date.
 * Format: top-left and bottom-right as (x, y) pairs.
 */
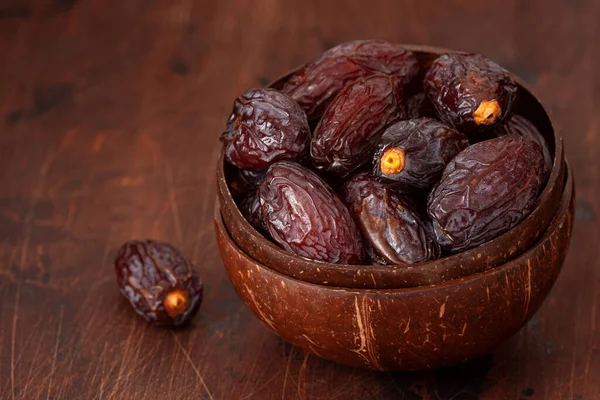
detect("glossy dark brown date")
(238, 189), (267, 234)
(373, 118), (469, 191)
(259, 161), (364, 264)
(342, 173), (440, 264)
(427, 135), (545, 252)
(228, 168), (265, 199)
(114, 240), (203, 327)
(221, 88), (310, 171)
(424, 52), (517, 134)
(281, 40), (418, 121)
(476, 114), (553, 174)
(406, 92), (436, 119)
(311, 73), (406, 176)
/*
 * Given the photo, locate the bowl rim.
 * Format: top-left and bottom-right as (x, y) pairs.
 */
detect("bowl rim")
(216, 161), (573, 295)
(217, 42), (566, 287)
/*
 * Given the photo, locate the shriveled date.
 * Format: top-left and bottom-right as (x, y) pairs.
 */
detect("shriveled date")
(311, 73), (406, 176)
(259, 161), (364, 264)
(424, 52), (517, 134)
(342, 173), (440, 264)
(406, 92), (436, 119)
(373, 118), (469, 191)
(476, 114), (553, 174)
(238, 189), (267, 234)
(427, 135), (545, 252)
(281, 40), (419, 121)
(115, 240), (203, 327)
(221, 88), (310, 171)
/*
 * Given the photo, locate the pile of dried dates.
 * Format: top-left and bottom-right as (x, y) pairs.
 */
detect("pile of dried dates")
(222, 40), (550, 266)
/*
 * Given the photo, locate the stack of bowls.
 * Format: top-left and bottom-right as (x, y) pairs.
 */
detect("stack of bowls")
(214, 45), (575, 371)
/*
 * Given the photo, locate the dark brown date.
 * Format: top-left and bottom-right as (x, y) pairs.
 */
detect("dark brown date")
(427, 135), (545, 252)
(342, 173), (441, 264)
(238, 189), (267, 234)
(373, 118), (469, 191)
(406, 92), (436, 119)
(221, 88), (310, 171)
(311, 73), (406, 176)
(364, 239), (388, 265)
(114, 240), (203, 327)
(228, 168), (265, 199)
(424, 52), (517, 134)
(281, 40), (419, 121)
(259, 161), (364, 264)
(475, 115), (553, 174)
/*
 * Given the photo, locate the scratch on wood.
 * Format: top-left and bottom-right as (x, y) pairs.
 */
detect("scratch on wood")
(582, 289), (597, 390)
(239, 329), (268, 397)
(46, 305), (64, 400)
(89, 341), (109, 399)
(20, 316), (46, 396)
(107, 319), (137, 399)
(165, 161), (184, 244)
(172, 332), (215, 400)
(193, 144), (222, 260)
(10, 282), (21, 400)
(403, 316), (411, 333)
(280, 344), (294, 400)
(297, 351), (310, 400)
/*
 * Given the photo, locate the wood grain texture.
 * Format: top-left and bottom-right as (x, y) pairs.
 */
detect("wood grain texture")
(0, 0), (597, 399)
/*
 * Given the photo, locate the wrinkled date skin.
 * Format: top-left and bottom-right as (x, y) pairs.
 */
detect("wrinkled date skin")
(476, 115), (553, 174)
(115, 240), (203, 327)
(228, 168), (265, 199)
(342, 173), (441, 264)
(427, 135), (545, 252)
(311, 73), (406, 176)
(364, 240), (388, 265)
(424, 52), (517, 134)
(221, 88), (310, 171)
(373, 118), (469, 191)
(281, 40), (419, 121)
(406, 92), (436, 119)
(259, 161), (365, 264)
(238, 189), (268, 234)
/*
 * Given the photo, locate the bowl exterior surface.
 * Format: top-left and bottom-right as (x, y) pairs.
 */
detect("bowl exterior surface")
(215, 168), (574, 370)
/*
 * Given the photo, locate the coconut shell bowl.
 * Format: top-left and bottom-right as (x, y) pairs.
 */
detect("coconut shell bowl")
(214, 45), (575, 371)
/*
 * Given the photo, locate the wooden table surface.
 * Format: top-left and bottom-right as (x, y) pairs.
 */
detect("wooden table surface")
(0, 1), (598, 399)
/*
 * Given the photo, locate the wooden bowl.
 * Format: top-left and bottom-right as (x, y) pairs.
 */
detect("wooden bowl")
(215, 164), (574, 371)
(217, 44), (566, 289)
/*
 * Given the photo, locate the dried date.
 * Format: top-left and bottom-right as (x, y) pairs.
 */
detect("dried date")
(424, 52), (517, 134)
(228, 168), (265, 199)
(311, 73), (406, 176)
(115, 240), (203, 327)
(475, 115), (553, 174)
(281, 40), (419, 121)
(342, 173), (440, 264)
(373, 118), (469, 191)
(221, 88), (310, 171)
(238, 189), (268, 234)
(364, 239), (388, 265)
(427, 135), (545, 252)
(259, 161), (364, 264)
(406, 92), (436, 119)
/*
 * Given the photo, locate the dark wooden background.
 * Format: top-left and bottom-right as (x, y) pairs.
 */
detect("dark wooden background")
(0, 0), (598, 399)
